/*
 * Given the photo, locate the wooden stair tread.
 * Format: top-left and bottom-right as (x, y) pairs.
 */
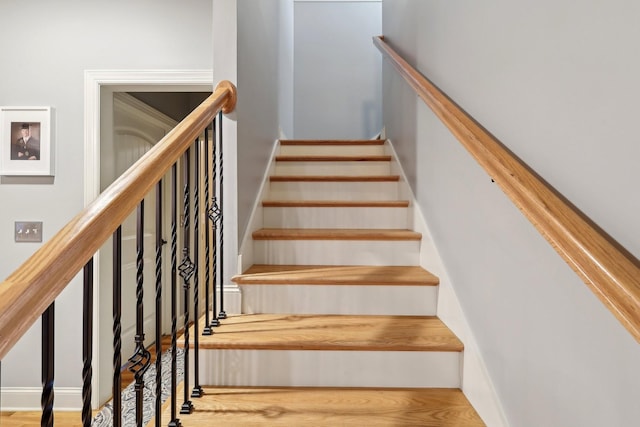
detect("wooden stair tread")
(252, 228), (422, 241)
(262, 200), (409, 207)
(275, 155), (391, 162)
(280, 139), (385, 146)
(158, 385), (485, 426)
(270, 175), (399, 182)
(184, 314), (463, 352)
(233, 265), (439, 286)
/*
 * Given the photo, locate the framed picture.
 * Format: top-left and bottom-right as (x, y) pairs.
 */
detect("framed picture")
(0, 106), (54, 176)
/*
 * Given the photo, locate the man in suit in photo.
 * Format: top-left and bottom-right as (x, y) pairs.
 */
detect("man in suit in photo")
(12, 123), (40, 160)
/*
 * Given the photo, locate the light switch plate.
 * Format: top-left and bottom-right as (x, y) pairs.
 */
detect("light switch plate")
(15, 221), (43, 242)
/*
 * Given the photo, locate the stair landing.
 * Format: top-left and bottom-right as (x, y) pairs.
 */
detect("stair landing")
(157, 385), (485, 426)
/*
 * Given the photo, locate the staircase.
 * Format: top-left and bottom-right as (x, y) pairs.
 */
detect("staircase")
(170, 140), (485, 425)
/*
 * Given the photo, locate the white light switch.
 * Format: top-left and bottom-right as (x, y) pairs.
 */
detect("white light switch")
(15, 221), (43, 242)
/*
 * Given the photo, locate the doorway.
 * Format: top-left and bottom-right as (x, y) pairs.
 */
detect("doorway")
(84, 70), (212, 408)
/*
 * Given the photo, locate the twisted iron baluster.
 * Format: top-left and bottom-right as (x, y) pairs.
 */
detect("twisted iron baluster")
(179, 150), (194, 415)
(168, 163), (181, 427)
(218, 111), (226, 319)
(41, 302), (55, 427)
(82, 260), (93, 427)
(208, 117), (220, 328)
(203, 125), (213, 336)
(113, 227), (123, 427)
(129, 200), (151, 427)
(191, 139), (203, 398)
(155, 181), (164, 426)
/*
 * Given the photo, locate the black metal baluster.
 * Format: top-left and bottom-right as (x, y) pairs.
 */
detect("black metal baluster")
(82, 259), (93, 427)
(41, 302), (54, 427)
(155, 180), (164, 426)
(192, 139), (203, 399)
(208, 117), (220, 328)
(168, 163), (181, 427)
(179, 150), (194, 415)
(129, 201), (151, 427)
(113, 226), (123, 427)
(218, 111), (226, 320)
(203, 126), (214, 336)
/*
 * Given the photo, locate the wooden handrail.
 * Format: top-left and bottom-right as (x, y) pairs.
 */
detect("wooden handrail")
(0, 80), (237, 360)
(374, 35), (640, 343)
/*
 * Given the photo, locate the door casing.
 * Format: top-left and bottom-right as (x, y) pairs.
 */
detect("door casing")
(84, 70), (212, 408)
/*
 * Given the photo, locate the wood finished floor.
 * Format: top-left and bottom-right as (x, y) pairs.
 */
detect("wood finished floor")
(155, 385), (486, 426)
(270, 175), (400, 182)
(181, 314), (463, 352)
(262, 200), (410, 207)
(233, 264), (439, 286)
(280, 139), (385, 145)
(275, 154), (392, 162)
(252, 228), (422, 241)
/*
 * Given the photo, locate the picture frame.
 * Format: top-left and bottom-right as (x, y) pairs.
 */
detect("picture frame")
(0, 106), (54, 176)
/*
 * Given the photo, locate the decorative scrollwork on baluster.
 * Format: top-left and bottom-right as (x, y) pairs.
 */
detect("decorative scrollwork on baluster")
(178, 250), (196, 283)
(127, 340), (151, 390)
(207, 197), (222, 228)
(128, 333), (151, 426)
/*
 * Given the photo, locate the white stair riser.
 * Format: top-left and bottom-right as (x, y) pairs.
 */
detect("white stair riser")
(253, 240), (420, 265)
(263, 206), (409, 229)
(269, 181), (399, 200)
(280, 145), (385, 156)
(274, 161), (391, 176)
(196, 350), (461, 388)
(240, 284), (437, 315)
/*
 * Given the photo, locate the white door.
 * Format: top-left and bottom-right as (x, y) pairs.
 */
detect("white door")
(102, 92), (177, 381)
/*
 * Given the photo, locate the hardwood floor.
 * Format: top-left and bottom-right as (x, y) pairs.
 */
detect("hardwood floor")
(156, 385), (485, 426)
(233, 264), (439, 286)
(184, 313), (463, 352)
(262, 200), (410, 207)
(252, 228), (422, 241)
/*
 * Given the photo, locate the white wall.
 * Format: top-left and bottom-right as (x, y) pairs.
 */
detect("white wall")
(0, 0), (212, 403)
(294, 0), (382, 139)
(235, 0), (287, 244)
(382, 1), (640, 426)
(218, 0), (383, 252)
(279, 0), (295, 139)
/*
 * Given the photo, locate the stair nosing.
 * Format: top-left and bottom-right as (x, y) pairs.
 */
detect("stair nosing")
(275, 155), (391, 162)
(280, 139), (385, 146)
(184, 314), (464, 352)
(252, 228), (422, 241)
(270, 175), (400, 182)
(232, 265), (439, 286)
(262, 200), (410, 208)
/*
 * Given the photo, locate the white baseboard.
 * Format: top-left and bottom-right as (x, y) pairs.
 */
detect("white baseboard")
(387, 139), (508, 427)
(220, 286), (242, 315)
(1, 387), (82, 411)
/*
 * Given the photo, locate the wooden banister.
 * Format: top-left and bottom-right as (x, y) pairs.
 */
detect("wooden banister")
(0, 80), (237, 360)
(374, 35), (640, 343)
